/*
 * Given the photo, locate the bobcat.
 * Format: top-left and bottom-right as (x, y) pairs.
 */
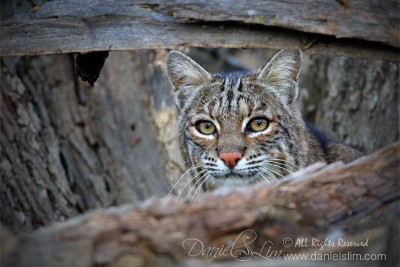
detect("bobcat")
(165, 49), (362, 193)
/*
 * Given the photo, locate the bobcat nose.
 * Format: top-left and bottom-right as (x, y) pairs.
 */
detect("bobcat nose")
(219, 152), (242, 168)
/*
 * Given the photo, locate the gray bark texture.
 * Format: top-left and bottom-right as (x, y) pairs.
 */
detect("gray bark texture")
(0, 0), (399, 61)
(145, 0), (399, 46)
(0, 51), (176, 233)
(300, 55), (400, 153)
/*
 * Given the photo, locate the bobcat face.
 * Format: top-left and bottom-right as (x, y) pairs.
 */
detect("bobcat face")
(166, 50), (311, 192)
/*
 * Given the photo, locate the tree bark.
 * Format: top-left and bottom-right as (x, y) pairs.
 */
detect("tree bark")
(300, 55), (400, 153)
(2, 141), (398, 267)
(0, 51), (176, 233)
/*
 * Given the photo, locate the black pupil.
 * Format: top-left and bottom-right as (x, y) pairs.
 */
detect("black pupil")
(204, 123), (211, 129)
(256, 120), (263, 125)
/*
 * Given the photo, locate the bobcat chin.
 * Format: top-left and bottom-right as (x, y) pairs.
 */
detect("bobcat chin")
(165, 49), (362, 193)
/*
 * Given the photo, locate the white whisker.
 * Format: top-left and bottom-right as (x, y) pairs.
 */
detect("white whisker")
(266, 161), (295, 174)
(186, 171), (209, 199)
(277, 152), (306, 166)
(260, 167), (281, 181)
(169, 164), (203, 195)
(268, 159), (298, 170)
(175, 169), (207, 201)
(258, 171), (274, 184)
(191, 174), (210, 200)
(268, 158), (299, 170)
(261, 166), (284, 180)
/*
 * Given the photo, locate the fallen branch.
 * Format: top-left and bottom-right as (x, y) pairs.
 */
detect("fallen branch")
(2, 141), (399, 266)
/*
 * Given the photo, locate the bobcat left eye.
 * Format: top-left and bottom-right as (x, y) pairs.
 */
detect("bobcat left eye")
(196, 121), (217, 135)
(247, 118), (269, 132)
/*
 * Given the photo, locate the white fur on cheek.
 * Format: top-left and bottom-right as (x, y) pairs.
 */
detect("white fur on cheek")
(234, 158), (248, 171)
(192, 130), (215, 140)
(215, 158), (229, 171)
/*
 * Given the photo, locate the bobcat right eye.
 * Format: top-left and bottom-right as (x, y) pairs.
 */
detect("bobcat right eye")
(196, 121), (216, 135)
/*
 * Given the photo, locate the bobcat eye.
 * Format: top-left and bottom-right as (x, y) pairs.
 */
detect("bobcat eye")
(196, 121), (217, 135)
(247, 118), (269, 132)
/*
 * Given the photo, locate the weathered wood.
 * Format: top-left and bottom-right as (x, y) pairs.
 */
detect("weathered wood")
(0, 0), (399, 61)
(3, 141), (398, 267)
(0, 51), (173, 233)
(299, 54), (400, 154)
(145, 0), (400, 47)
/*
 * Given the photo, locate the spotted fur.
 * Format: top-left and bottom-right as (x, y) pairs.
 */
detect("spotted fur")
(165, 50), (362, 192)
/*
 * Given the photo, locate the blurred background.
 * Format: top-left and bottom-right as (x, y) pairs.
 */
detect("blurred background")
(1, 48), (398, 233)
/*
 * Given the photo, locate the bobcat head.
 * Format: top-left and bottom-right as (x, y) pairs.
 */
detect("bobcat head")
(165, 49), (321, 195)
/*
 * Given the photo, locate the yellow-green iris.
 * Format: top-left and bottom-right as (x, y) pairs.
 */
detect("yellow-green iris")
(247, 118), (269, 132)
(196, 121), (216, 135)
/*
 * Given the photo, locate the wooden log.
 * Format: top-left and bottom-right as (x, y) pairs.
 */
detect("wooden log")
(0, 0), (399, 61)
(3, 141), (399, 267)
(144, 0), (400, 47)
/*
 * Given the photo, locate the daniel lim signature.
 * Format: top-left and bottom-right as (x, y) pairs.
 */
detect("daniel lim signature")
(181, 229), (283, 261)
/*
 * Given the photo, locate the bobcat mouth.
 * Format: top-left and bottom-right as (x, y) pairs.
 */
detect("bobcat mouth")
(202, 156), (287, 187)
(205, 163), (283, 188)
(207, 172), (258, 187)
(211, 170), (258, 179)
(206, 168), (262, 188)
(213, 173), (245, 179)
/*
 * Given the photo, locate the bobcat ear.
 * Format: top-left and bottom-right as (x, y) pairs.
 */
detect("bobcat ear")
(165, 51), (211, 91)
(257, 49), (302, 104)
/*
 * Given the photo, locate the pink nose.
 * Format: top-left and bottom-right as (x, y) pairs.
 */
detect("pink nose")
(219, 152), (242, 168)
